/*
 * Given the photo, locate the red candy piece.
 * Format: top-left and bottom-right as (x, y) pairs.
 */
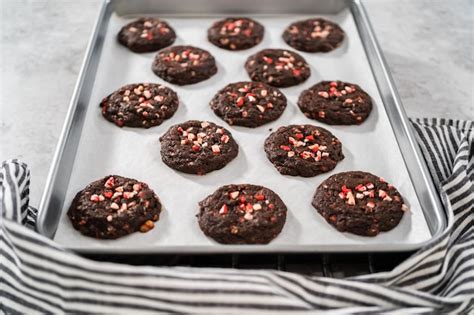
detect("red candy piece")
(219, 204), (228, 214)
(355, 184), (366, 192)
(263, 56), (273, 64)
(103, 191), (113, 199)
(236, 97), (244, 107)
(221, 135), (230, 143)
(104, 176), (115, 188)
(341, 185), (351, 194)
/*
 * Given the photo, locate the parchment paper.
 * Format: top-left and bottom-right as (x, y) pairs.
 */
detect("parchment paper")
(53, 9), (432, 252)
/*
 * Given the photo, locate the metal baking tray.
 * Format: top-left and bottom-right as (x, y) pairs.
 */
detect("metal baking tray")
(37, 0), (447, 254)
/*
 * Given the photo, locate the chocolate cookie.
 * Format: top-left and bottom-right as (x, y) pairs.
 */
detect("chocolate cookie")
(198, 184), (287, 244)
(313, 171), (408, 236)
(210, 81), (287, 128)
(67, 175), (161, 239)
(151, 45), (218, 85)
(208, 17), (264, 50)
(298, 81), (372, 125)
(160, 120), (239, 175)
(264, 124), (344, 177)
(283, 18), (345, 53)
(100, 83), (179, 128)
(118, 18), (176, 53)
(245, 49), (310, 87)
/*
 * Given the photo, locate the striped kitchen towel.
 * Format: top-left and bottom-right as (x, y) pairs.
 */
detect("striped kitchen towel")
(1, 118), (473, 314)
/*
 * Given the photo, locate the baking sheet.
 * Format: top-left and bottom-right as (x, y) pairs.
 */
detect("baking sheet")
(53, 9), (432, 251)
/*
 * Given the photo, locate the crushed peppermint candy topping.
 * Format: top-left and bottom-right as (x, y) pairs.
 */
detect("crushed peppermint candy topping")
(244, 212), (254, 220)
(160, 47), (207, 66)
(318, 91), (329, 98)
(89, 176), (151, 213)
(280, 126), (330, 162)
(324, 81), (356, 98)
(211, 144), (220, 154)
(110, 202), (119, 210)
(219, 19), (255, 39)
(224, 82), (281, 116)
(316, 81), (366, 116)
(229, 191), (240, 199)
(111, 192), (122, 200)
(135, 19), (171, 40)
(104, 176), (115, 188)
(214, 19), (255, 50)
(219, 204), (228, 214)
(220, 134), (230, 143)
(261, 50), (307, 77)
(123, 191), (136, 199)
(217, 189), (276, 224)
(310, 20), (333, 39)
(336, 180), (403, 209)
(346, 191), (356, 205)
(107, 84), (171, 124)
(90, 194), (104, 202)
(177, 122), (231, 155)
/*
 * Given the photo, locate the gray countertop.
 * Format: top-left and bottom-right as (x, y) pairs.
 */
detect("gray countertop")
(1, 0), (473, 208)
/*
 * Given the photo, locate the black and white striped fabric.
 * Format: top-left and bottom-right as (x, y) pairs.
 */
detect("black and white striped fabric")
(1, 118), (473, 314)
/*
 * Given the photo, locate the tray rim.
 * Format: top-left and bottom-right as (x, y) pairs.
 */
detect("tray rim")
(37, 0), (447, 254)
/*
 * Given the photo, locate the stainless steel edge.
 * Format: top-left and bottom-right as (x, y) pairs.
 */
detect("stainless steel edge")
(111, 0), (347, 15)
(37, 0), (111, 238)
(351, 0), (447, 241)
(64, 242), (442, 254)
